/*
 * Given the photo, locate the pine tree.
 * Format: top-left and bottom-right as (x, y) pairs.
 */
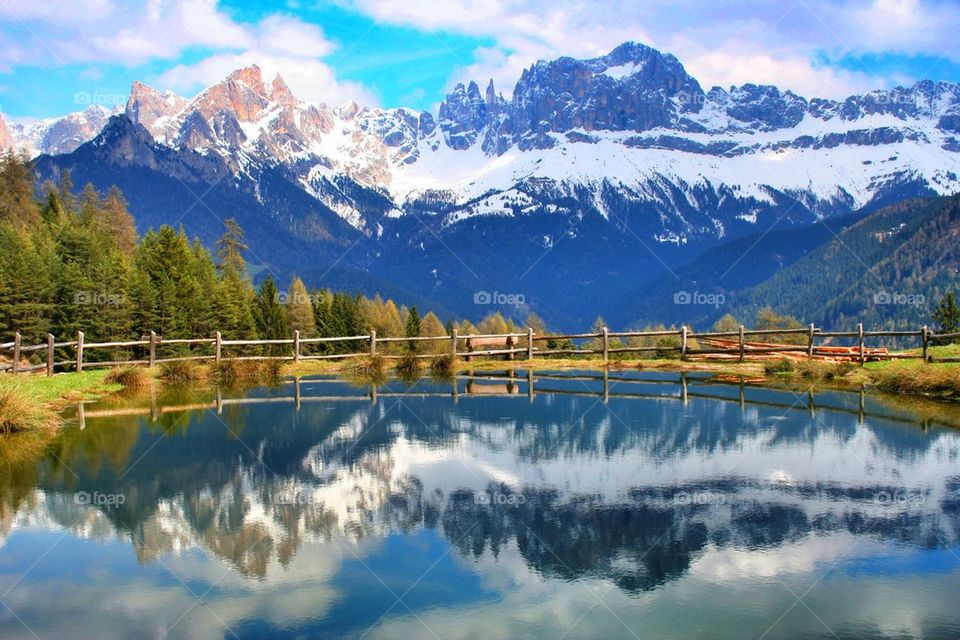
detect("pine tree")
(100, 186), (137, 255)
(254, 275), (289, 354)
(0, 151), (42, 229)
(588, 315), (607, 352)
(39, 185), (64, 227)
(405, 305), (421, 351)
(418, 312), (446, 354)
(286, 276), (316, 337)
(713, 314), (740, 333)
(933, 291), (960, 342)
(478, 311), (510, 335)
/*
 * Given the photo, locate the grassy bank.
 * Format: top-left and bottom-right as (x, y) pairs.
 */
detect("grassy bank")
(3, 351), (960, 428)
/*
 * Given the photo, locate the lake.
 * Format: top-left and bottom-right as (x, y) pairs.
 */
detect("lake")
(0, 370), (958, 639)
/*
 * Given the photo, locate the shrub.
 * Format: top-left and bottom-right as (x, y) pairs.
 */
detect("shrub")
(105, 365), (149, 389)
(793, 360), (856, 381)
(395, 354), (424, 382)
(345, 355), (387, 384)
(764, 359), (796, 375)
(211, 360), (283, 386)
(429, 354), (458, 378)
(158, 360), (206, 384)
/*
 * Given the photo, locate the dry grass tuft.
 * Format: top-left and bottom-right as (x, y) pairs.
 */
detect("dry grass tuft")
(105, 365), (149, 389)
(395, 354), (424, 383)
(791, 360), (858, 382)
(345, 355), (387, 385)
(429, 354), (459, 379)
(0, 386), (61, 433)
(158, 360), (206, 384)
(210, 360), (283, 387)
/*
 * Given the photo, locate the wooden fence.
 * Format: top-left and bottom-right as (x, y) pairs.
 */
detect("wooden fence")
(1, 323), (956, 376)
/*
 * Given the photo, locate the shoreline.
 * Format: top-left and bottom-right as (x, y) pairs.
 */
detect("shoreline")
(2, 354), (958, 411)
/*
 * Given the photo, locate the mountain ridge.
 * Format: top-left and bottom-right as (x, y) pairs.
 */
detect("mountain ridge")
(21, 40), (960, 327)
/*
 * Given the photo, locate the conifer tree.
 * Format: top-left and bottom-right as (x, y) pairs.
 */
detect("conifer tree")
(254, 275), (289, 354)
(213, 223), (257, 341)
(286, 276), (316, 337)
(933, 291), (960, 342)
(418, 312), (446, 353)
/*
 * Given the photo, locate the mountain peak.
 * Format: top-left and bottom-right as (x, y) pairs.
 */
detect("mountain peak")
(270, 73), (296, 107)
(125, 80), (187, 139)
(225, 65), (266, 95)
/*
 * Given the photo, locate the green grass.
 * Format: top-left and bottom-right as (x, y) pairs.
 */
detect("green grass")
(869, 360), (960, 399)
(0, 370), (120, 408)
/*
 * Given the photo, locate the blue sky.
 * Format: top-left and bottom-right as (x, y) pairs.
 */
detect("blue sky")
(2, 0), (960, 119)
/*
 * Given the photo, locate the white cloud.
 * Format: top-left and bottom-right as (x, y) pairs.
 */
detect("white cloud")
(158, 52), (378, 107)
(344, 0), (960, 101)
(0, 0), (375, 108)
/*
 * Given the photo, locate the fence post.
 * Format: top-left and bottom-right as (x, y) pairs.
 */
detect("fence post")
(46, 334), (54, 377)
(293, 330), (301, 362)
(738, 325), (745, 363)
(215, 331), (222, 365)
(149, 331), (156, 367)
(369, 330), (377, 356)
(451, 328), (458, 358)
(602, 327), (609, 363)
(527, 327), (534, 361)
(857, 323), (865, 366)
(807, 324), (815, 360)
(12, 332), (20, 373)
(921, 326), (929, 363)
(76, 331), (84, 373)
(681, 326), (688, 359)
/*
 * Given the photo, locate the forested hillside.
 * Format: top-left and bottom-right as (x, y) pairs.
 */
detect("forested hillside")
(0, 152), (532, 350)
(730, 195), (960, 330)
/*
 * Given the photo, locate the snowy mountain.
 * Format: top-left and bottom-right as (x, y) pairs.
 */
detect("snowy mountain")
(6, 104), (119, 156)
(29, 41), (960, 326)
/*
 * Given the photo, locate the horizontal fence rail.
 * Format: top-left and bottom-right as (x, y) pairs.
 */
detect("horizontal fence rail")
(0, 323), (954, 376)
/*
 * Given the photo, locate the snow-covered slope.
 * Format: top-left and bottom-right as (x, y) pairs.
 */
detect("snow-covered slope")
(78, 42), (952, 243)
(8, 104), (119, 156)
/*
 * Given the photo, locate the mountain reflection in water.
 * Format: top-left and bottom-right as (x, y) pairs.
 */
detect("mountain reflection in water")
(0, 370), (958, 640)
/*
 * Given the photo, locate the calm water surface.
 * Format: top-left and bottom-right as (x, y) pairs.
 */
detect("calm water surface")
(0, 370), (958, 639)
